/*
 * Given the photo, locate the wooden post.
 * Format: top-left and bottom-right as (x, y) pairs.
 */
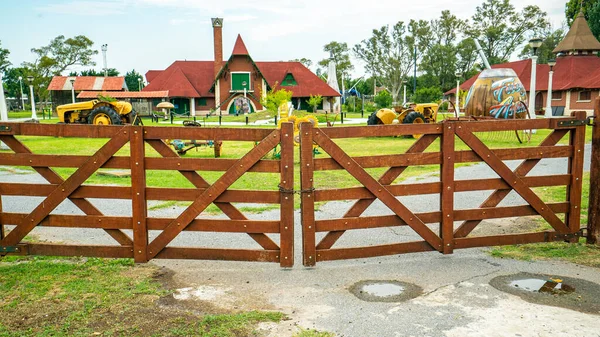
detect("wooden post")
(441, 121), (455, 253)
(0, 188), (4, 241)
(566, 111), (587, 242)
(588, 98), (600, 244)
(130, 125), (148, 262)
(300, 122), (316, 266)
(279, 122), (294, 267)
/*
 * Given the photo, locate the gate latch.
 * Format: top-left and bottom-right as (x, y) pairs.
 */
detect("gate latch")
(587, 116), (596, 126)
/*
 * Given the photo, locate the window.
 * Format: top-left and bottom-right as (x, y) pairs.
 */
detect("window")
(578, 90), (591, 101)
(231, 72), (251, 91)
(281, 73), (297, 86)
(198, 98), (207, 106)
(551, 91), (561, 100)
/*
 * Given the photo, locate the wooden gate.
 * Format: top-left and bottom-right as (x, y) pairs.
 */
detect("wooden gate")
(299, 112), (588, 266)
(0, 122), (295, 267)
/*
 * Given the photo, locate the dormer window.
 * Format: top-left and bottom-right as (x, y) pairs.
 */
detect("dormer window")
(282, 73), (297, 86)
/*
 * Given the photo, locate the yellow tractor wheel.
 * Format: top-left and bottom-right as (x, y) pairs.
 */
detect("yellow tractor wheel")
(402, 111), (427, 139)
(87, 106), (122, 125)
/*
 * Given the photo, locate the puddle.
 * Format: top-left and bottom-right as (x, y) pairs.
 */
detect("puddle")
(350, 280), (422, 302)
(361, 283), (405, 297)
(510, 278), (575, 295)
(490, 273), (600, 315)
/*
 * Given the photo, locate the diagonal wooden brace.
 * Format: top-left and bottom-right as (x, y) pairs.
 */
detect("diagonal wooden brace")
(313, 131), (443, 251)
(0, 129), (130, 248)
(146, 139), (279, 250)
(455, 127), (569, 234)
(147, 130), (281, 259)
(454, 129), (569, 237)
(0, 135), (133, 246)
(317, 134), (440, 249)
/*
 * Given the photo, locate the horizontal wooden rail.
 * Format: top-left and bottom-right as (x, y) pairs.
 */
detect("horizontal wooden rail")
(314, 175), (571, 201)
(316, 241), (436, 262)
(154, 247), (280, 262)
(143, 127), (273, 141)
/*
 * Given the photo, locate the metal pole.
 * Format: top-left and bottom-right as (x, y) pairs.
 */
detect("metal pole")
(588, 97), (600, 245)
(71, 81), (76, 103)
(403, 85), (406, 105)
(456, 79), (460, 115)
(19, 77), (25, 110)
(528, 55), (538, 118)
(413, 45), (417, 95)
(0, 73), (8, 121)
(101, 44), (108, 77)
(29, 84), (37, 120)
(545, 69), (554, 118)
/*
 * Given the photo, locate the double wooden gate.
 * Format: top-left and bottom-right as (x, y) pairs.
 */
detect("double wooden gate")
(0, 112), (590, 267)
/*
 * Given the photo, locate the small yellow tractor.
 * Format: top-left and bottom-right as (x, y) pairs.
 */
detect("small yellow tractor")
(367, 103), (439, 138)
(56, 99), (140, 125)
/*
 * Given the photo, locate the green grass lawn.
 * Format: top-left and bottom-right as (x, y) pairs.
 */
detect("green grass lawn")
(0, 256), (288, 337)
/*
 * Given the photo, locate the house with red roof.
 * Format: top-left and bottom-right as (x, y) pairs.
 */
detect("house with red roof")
(143, 18), (340, 116)
(446, 11), (600, 116)
(47, 76), (127, 112)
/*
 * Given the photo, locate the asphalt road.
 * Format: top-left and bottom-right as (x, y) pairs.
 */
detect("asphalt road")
(1, 144), (598, 336)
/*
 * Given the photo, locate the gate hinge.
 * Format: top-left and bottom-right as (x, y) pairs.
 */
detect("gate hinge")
(0, 246), (21, 253)
(557, 119), (588, 127)
(546, 231), (581, 241)
(278, 185), (315, 195)
(0, 125), (12, 132)
(587, 116), (596, 126)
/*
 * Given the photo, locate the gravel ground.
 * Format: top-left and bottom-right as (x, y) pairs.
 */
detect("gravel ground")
(1, 144), (598, 336)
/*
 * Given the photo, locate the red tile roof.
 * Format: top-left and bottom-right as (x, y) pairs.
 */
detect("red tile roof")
(47, 76), (125, 91)
(256, 61), (340, 97)
(143, 61), (217, 98)
(231, 34), (249, 56)
(445, 55), (600, 95)
(146, 70), (162, 83)
(145, 61), (340, 98)
(77, 91), (169, 99)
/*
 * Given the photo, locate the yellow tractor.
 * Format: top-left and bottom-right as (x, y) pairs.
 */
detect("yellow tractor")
(367, 103), (439, 138)
(56, 99), (140, 125)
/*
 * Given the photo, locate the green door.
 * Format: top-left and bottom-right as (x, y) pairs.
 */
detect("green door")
(231, 73), (250, 91)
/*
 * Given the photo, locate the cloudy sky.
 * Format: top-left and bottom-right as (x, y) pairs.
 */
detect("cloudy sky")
(1, 0), (568, 80)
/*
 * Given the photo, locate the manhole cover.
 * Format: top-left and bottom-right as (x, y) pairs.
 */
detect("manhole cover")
(350, 280), (422, 302)
(490, 273), (600, 314)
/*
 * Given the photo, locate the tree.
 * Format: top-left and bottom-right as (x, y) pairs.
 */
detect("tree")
(2, 67), (28, 104)
(420, 11), (468, 92)
(125, 69), (143, 91)
(307, 94), (322, 112)
(413, 86), (443, 103)
(374, 90), (393, 108)
(69, 68), (120, 76)
(260, 84), (293, 113)
(354, 20), (429, 102)
(0, 41), (10, 73)
(588, 1), (600, 42)
(22, 35), (98, 103)
(455, 38), (480, 79)
(518, 27), (566, 64)
(291, 58), (313, 68)
(466, 0), (549, 64)
(318, 41), (354, 89)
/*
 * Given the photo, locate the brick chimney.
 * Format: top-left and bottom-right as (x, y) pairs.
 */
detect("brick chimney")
(212, 18), (223, 80)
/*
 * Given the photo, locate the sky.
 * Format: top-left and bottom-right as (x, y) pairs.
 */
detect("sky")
(0, 0), (569, 82)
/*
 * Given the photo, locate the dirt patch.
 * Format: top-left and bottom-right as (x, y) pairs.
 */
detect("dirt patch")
(471, 216), (540, 237)
(490, 272), (600, 315)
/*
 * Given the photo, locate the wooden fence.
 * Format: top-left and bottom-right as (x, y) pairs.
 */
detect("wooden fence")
(0, 111), (593, 267)
(300, 112), (588, 266)
(0, 122), (295, 267)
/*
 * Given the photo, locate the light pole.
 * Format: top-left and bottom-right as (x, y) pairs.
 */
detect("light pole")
(70, 78), (76, 103)
(101, 44), (108, 77)
(528, 37), (543, 118)
(27, 76), (37, 120)
(18, 76), (25, 110)
(138, 77), (142, 91)
(545, 59), (556, 118)
(402, 80), (407, 105)
(455, 71), (462, 115)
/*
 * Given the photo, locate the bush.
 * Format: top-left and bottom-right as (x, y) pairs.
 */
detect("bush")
(364, 101), (377, 113)
(374, 90), (392, 108)
(413, 86), (443, 103)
